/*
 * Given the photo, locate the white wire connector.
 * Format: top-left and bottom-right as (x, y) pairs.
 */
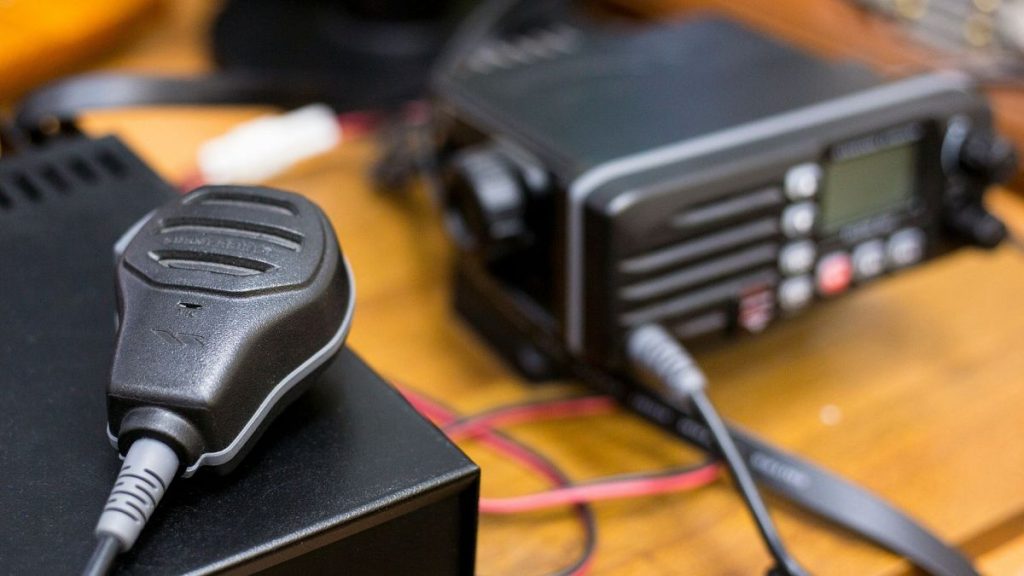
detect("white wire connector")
(197, 104), (342, 185)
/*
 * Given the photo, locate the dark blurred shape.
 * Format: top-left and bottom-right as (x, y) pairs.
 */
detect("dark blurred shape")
(344, 0), (452, 20)
(211, 0), (466, 110)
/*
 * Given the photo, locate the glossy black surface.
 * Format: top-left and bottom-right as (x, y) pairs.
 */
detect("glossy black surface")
(111, 186), (351, 467)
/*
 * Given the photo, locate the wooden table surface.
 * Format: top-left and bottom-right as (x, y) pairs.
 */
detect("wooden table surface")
(68, 1), (1024, 574)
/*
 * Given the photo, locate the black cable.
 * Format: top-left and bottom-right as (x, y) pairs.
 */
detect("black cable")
(12, 72), (392, 134)
(530, 443), (599, 576)
(473, 422), (598, 576)
(82, 534), (120, 576)
(473, 429), (599, 576)
(568, 360), (980, 576)
(690, 390), (807, 576)
(625, 324), (809, 575)
(442, 393), (608, 429)
(14, 0), (556, 135)
(407, 387), (599, 576)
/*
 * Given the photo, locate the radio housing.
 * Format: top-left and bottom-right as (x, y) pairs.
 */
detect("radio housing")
(432, 17), (1014, 375)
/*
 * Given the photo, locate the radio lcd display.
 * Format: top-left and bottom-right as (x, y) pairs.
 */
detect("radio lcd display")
(821, 143), (918, 233)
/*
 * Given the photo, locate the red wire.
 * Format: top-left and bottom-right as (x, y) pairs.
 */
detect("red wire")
(479, 465), (721, 514)
(444, 396), (618, 441)
(335, 110), (384, 139)
(399, 387), (721, 512)
(399, 387), (594, 575)
(439, 395), (721, 514)
(401, 388), (721, 575)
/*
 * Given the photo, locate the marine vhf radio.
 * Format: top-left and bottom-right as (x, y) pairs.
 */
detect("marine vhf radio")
(434, 17), (1014, 378)
(429, 12), (1015, 576)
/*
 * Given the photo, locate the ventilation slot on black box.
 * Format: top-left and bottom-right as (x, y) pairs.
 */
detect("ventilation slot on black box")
(97, 150), (129, 178)
(619, 217), (779, 275)
(14, 173), (42, 202)
(618, 268), (778, 328)
(619, 243), (778, 303)
(671, 186), (783, 234)
(41, 165), (70, 194)
(613, 186), (786, 342)
(69, 157), (99, 184)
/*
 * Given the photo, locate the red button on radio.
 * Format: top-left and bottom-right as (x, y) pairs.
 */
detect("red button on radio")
(816, 252), (852, 296)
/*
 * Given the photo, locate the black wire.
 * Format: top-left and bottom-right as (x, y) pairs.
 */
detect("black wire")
(82, 534), (120, 576)
(405, 387), (598, 576)
(14, 0), (557, 134)
(571, 459), (718, 486)
(504, 434), (598, 576)
(690, 390), (808, 576)
(442, 393), (722, 487)
(442, 393), (608, 429)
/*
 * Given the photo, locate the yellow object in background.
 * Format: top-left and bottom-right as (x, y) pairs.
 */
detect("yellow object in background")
(0, 0), (160, 100)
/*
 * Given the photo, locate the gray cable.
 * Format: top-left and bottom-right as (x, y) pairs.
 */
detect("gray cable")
(85, 438), (179, 576)
(82, 534), (120, 576)
(627, 325), (808, 576)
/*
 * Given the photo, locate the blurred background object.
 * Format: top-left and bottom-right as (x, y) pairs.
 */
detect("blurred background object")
(5, 2), (1024, 575)
(0, 0), (160, 100)
(855, 0), (1024, 67)
(607, 0), (1024, 188)
(210, 0), (465, 110)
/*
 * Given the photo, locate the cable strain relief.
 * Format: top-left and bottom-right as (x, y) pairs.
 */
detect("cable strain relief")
(115, 406), (204, 469)
(626, 325), (707, 405)
(95, 438), (179, 551)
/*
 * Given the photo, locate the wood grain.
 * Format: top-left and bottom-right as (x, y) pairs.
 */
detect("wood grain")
(75, 1), (1024, 574)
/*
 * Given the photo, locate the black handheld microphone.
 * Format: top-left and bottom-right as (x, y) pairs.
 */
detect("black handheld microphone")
(84, 185), (355, 575)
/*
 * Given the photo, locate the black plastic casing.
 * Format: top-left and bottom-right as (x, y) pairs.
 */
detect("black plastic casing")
(0, 134), (478, 575)
(434, 17), (999, 371)
(109, 186), (354, 474)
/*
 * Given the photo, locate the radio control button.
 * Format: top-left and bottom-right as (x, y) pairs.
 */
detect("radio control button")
(851, 240), (886, 281)
(887, 228), (926, 269)
(781, 202), (817, 237)
(778, 275), (814, 312)
(816, 252), (852, 296)
(779, 241), (816, 276)
(785, 163), (822, 200)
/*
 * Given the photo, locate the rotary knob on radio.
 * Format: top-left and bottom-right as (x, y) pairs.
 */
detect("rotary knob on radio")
(957, 131), (1018, 185)
(943, 123), (1016, 248)
(442, 145), (528, 259)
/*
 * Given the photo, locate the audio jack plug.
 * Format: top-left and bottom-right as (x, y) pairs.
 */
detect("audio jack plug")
(627, 325), (810, 576)
(83, 186), (355, 575)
